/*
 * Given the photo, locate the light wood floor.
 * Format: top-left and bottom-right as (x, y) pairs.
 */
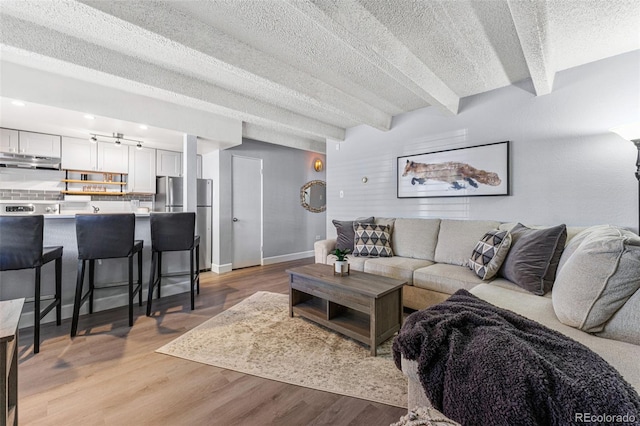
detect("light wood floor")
(16, 258), (407, 425)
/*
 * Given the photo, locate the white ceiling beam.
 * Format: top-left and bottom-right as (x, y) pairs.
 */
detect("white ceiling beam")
(243, 123), (326, 154)
(287, 0), (460, 115)
(507, 0), (555, 96)
(0, 1), (386, 133)
(0, 17), (345, 142)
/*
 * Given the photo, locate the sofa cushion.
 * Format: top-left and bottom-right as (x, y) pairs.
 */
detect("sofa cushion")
(434, 219), (500, 266)
(468, 229), (512, 280)
(392, 218), (440, 260)
(552, 225), (640, 335)
(364, 257), (434, 285)
(413, 263), (485, 294)
(498, 223), (567, 295)
(353, 223), (393, 257)
(332, 216), (374, 252)
(597, 288), (640, 345)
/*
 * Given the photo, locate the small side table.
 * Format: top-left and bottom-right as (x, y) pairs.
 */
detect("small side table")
(1, 298), (24, 426)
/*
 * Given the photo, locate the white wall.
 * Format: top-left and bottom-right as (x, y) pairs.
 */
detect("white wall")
(206, 138), (326, 271)
(327, 51), (640, 235)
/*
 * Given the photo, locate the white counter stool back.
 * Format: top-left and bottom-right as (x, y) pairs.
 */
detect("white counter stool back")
(0, 215), (62, 353)
(71, 214), (143, 337)
(147, 212), (200, 316)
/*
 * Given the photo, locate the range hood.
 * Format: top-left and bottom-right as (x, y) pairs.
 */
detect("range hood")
(0, 152), (61, 170)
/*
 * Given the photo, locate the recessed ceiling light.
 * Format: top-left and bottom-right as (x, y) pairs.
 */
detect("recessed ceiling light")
(139, 124), (148, 130)
(11, 100), (25, 107)
(84, 114), (95, 120)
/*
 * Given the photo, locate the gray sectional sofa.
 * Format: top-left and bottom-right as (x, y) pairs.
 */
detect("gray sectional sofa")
(314, 217), (640, 408)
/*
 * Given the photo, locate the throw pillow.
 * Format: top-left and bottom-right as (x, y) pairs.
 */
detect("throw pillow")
(498, 223), (567, 295)
(353, 223), (393, 257)
(332, 217), (374, 252)
(552, 225), (640, 334)
(468, 230), (512, 280)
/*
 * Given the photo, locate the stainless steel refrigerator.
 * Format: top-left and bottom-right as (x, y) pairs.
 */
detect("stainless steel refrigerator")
(156, 176), (212, 270)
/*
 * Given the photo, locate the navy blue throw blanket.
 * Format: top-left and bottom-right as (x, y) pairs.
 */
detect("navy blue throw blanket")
(392, 290), (640, 426)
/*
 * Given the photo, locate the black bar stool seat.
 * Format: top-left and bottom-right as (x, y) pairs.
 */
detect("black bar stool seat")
(147, 212), (200, 316)
(0, 215), (62, 353)
(71, 214), (143, 337)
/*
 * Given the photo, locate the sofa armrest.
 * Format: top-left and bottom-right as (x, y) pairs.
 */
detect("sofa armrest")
(314, 239), (337, 264)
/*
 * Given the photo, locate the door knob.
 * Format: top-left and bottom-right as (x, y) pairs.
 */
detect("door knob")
(233, 217), (239, 222)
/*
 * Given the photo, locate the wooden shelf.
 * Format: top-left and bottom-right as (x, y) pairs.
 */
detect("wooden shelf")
(62, 170), (128, 196)
(64, 169), (128, 175)
(62, 179), (126, 185)
(61, 191), (126, 196)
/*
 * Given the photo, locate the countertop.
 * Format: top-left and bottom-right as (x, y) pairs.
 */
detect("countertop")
(49, 212), (151, 219)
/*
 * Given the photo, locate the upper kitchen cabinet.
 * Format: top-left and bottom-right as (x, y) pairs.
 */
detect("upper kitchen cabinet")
(62, 136), (97, 170)
(1, 129), (61, 157)
(197, 154), (203, 179)
(128, 146), (156, 193)
(97, 142), (128, 174)
(19, 131), (61, 157)
(156, 149), (182, 177)
(0, 128), (19, 153)
(62, 137), (128, 173)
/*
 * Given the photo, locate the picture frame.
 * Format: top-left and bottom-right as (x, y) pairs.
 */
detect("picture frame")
(397, 141), (510, 198)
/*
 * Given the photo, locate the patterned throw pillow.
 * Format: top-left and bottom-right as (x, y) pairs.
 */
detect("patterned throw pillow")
(353, 223), (393, 257)
(468, 230), (512, 280)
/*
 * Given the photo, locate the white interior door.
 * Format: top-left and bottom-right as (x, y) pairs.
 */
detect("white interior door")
(232, 155), (263, 269)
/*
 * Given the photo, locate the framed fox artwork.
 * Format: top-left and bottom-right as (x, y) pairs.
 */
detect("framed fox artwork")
(397, 141), (510, 198)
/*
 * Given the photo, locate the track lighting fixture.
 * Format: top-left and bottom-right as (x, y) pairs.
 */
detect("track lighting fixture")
(89, 132), (143, 149)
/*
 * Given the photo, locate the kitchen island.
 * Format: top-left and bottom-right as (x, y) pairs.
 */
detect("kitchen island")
(0, 213), (196, 329)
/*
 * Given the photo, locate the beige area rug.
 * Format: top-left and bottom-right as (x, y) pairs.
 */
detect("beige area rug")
(156, 291), (407, 408)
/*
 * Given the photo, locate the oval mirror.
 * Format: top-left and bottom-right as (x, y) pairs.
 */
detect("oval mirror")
(301, 180), (326, 213)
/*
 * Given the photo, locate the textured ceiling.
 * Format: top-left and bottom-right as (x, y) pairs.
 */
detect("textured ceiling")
(0, 0), (639, 152)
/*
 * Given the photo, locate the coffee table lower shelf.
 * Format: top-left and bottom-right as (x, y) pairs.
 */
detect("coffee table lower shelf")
(291, 296), (370, 344)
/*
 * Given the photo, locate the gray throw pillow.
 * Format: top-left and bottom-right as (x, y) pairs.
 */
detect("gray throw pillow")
(498, 223), (567, 295)
(332, 217), (374, 252)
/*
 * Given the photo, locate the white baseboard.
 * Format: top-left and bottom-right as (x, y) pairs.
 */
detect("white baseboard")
(262, 250), (314, 265)
(211, 263), (233, 274)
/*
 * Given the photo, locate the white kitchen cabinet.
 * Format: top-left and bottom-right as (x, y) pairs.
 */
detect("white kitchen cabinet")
(156, 149), (182, 177)
(18, 131), (61, 157)
(62, 136), (97, 170)
(1, 129), (60, 157)
(0, 128), (19, 153)
(197, 154), (202, 178)
(62, 138), (128, 173)
(98, 142), (129, 174)
(128, 146), (156, 193)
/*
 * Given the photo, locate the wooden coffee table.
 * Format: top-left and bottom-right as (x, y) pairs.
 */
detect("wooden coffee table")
(286, 264), (405, 356)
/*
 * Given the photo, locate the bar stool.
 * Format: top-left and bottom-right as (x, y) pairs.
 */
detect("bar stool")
(0, 215), (62, 353)
(71, 214), (143, 337)
(147, 212), (200, 316)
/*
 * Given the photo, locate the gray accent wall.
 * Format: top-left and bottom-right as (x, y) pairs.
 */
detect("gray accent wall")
(205, 138), (326, 268)
(326, 51), (640, 236)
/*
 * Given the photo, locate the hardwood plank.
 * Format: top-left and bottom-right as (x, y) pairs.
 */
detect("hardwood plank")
(16, 258), (406, 425)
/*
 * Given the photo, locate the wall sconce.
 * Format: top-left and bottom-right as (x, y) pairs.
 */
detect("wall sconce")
(611, 122), (640, 233)
(314, 158), (324, 172)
